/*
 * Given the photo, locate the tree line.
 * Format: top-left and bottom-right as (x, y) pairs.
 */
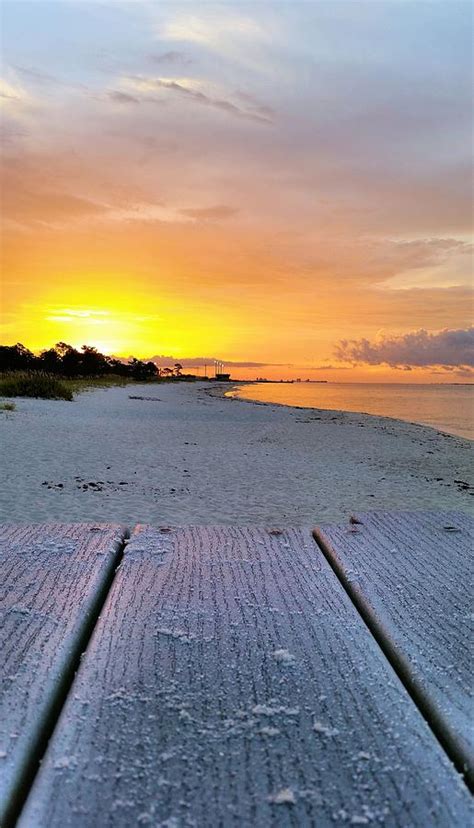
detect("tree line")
(0, 342), (185, 381)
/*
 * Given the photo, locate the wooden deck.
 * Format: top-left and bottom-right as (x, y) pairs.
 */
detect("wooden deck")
(0, 514), (472, 826)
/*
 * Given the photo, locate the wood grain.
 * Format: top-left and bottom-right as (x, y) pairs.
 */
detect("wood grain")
(19, 526), (471, 826)
(0, 523), (126, 825)
(314, 511), (474, 788)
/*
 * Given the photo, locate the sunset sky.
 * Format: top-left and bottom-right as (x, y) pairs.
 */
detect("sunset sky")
(1, 1), (472, 381)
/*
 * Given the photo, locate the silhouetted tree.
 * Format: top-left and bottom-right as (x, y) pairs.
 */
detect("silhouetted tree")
(81, 345), (108, 376)
(105, 356), (130, 377)
(0, 343), (36, 371)
(128, 358), (158, 381)
(53, 342), (82, 376)
(0, 340), (160, 382)
(39, 347), (62, 373)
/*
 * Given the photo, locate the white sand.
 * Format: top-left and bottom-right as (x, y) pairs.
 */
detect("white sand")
(0, 381), (472, 525)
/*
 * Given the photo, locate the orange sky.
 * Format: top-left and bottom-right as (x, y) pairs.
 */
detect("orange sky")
(1, 2), (472, 381)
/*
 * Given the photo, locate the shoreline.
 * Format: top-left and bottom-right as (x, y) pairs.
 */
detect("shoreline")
(209, 382), (472, 446)
(217, 381), (473, 443)
(1, 381), (472, 526)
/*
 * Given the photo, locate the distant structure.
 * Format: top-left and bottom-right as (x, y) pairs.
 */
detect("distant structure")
(214, 360), (231, 381)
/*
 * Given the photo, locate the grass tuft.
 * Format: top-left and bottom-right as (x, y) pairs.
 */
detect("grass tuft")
(0, 401), (16, 411)
(0, 372), (73, 401)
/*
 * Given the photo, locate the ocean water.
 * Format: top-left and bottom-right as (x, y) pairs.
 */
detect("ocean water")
(227, 382), (474, 440)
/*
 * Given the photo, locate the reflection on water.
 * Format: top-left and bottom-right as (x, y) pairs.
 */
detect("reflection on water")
(227, 382), (474, 440)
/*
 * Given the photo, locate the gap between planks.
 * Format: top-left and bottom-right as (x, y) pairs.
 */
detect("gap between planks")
(3, 529), (130, 828)
(312, 526), (473, 795)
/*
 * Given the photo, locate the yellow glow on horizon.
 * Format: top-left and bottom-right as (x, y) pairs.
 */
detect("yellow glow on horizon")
(2, 215), (471, 381)
(2, 277), (238, 359)
(1, 285), (470, 381)
(1, 295), (468, 383)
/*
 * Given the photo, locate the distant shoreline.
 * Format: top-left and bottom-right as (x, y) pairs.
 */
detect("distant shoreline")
(216, 381), (474, 442)
(211, 383), (470, 443)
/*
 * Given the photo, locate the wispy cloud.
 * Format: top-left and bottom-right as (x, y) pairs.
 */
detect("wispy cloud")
(336, 327), (474, 370)
(107, 90), (140, 104)
(14, 65), (60, 85)
(103, 201), (195, 225)
(13, 64), (89, 94)
(147, 355), (284, 368)
(161, 11), (269, 51)
(0, 77), (29, 107)
(155, 7), (277, 77)
(123, 75), (274, 123)
(179, 205), (239, 221)
(309, 364), (352, 371)
(0, 123), (28, 143)
(234, 90), (275, 119)
(379, 238), (473, 290)
(47, 309), (110, 321)
(3, 187), (109, 228)
(149, 51), (192, 66)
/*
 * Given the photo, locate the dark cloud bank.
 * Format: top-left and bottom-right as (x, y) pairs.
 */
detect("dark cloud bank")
(147, 356), (286, 369)
(336, 327), (474, 374)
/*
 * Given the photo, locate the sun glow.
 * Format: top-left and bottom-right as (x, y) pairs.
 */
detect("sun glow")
(2, 274), (236, 359)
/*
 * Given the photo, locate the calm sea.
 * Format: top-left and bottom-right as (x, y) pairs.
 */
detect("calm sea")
(227, 382), (474, 440)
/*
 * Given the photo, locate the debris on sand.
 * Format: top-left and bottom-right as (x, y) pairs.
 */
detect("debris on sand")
(268, 788), (296, 805)
(272, 648), (296, 665)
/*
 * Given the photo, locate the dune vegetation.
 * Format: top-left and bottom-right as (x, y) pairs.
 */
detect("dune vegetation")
(0, 372), (73, 401)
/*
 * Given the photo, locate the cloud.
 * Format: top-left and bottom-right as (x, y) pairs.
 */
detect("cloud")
(102, 201), (194, 225)
(0, 123), (28, 143)
(309, 364), (352, 371)
(378, 238), (472, 290)
(147, 355), (284, 368)
(46, 309), (110, 323)
(429, 366), (474, 378)
(161, 11), (268, 51)
(234, 90), (275, 119)
(335, 327), (474, 369)
(0, 77), (28, 108)
(107, 90), (140, 104)
(13, 64), (89, 93)
(124, 75), (273, 123)
(179, 205), (239, 221)
(3, 185), (109, 227)
(149, 51), (192, 65)
(14, 65), (60, 85)
(387, 238), (470, 268)
(155, 7), (277, 77)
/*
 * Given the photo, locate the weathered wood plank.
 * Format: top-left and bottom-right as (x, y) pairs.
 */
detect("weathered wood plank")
(0, 523), (126, 825)
(19, 526), (471, 827)
(314, 511), (474, 788)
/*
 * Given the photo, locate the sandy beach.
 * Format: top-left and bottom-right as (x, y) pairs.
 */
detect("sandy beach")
(1, 381), (472, 526)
